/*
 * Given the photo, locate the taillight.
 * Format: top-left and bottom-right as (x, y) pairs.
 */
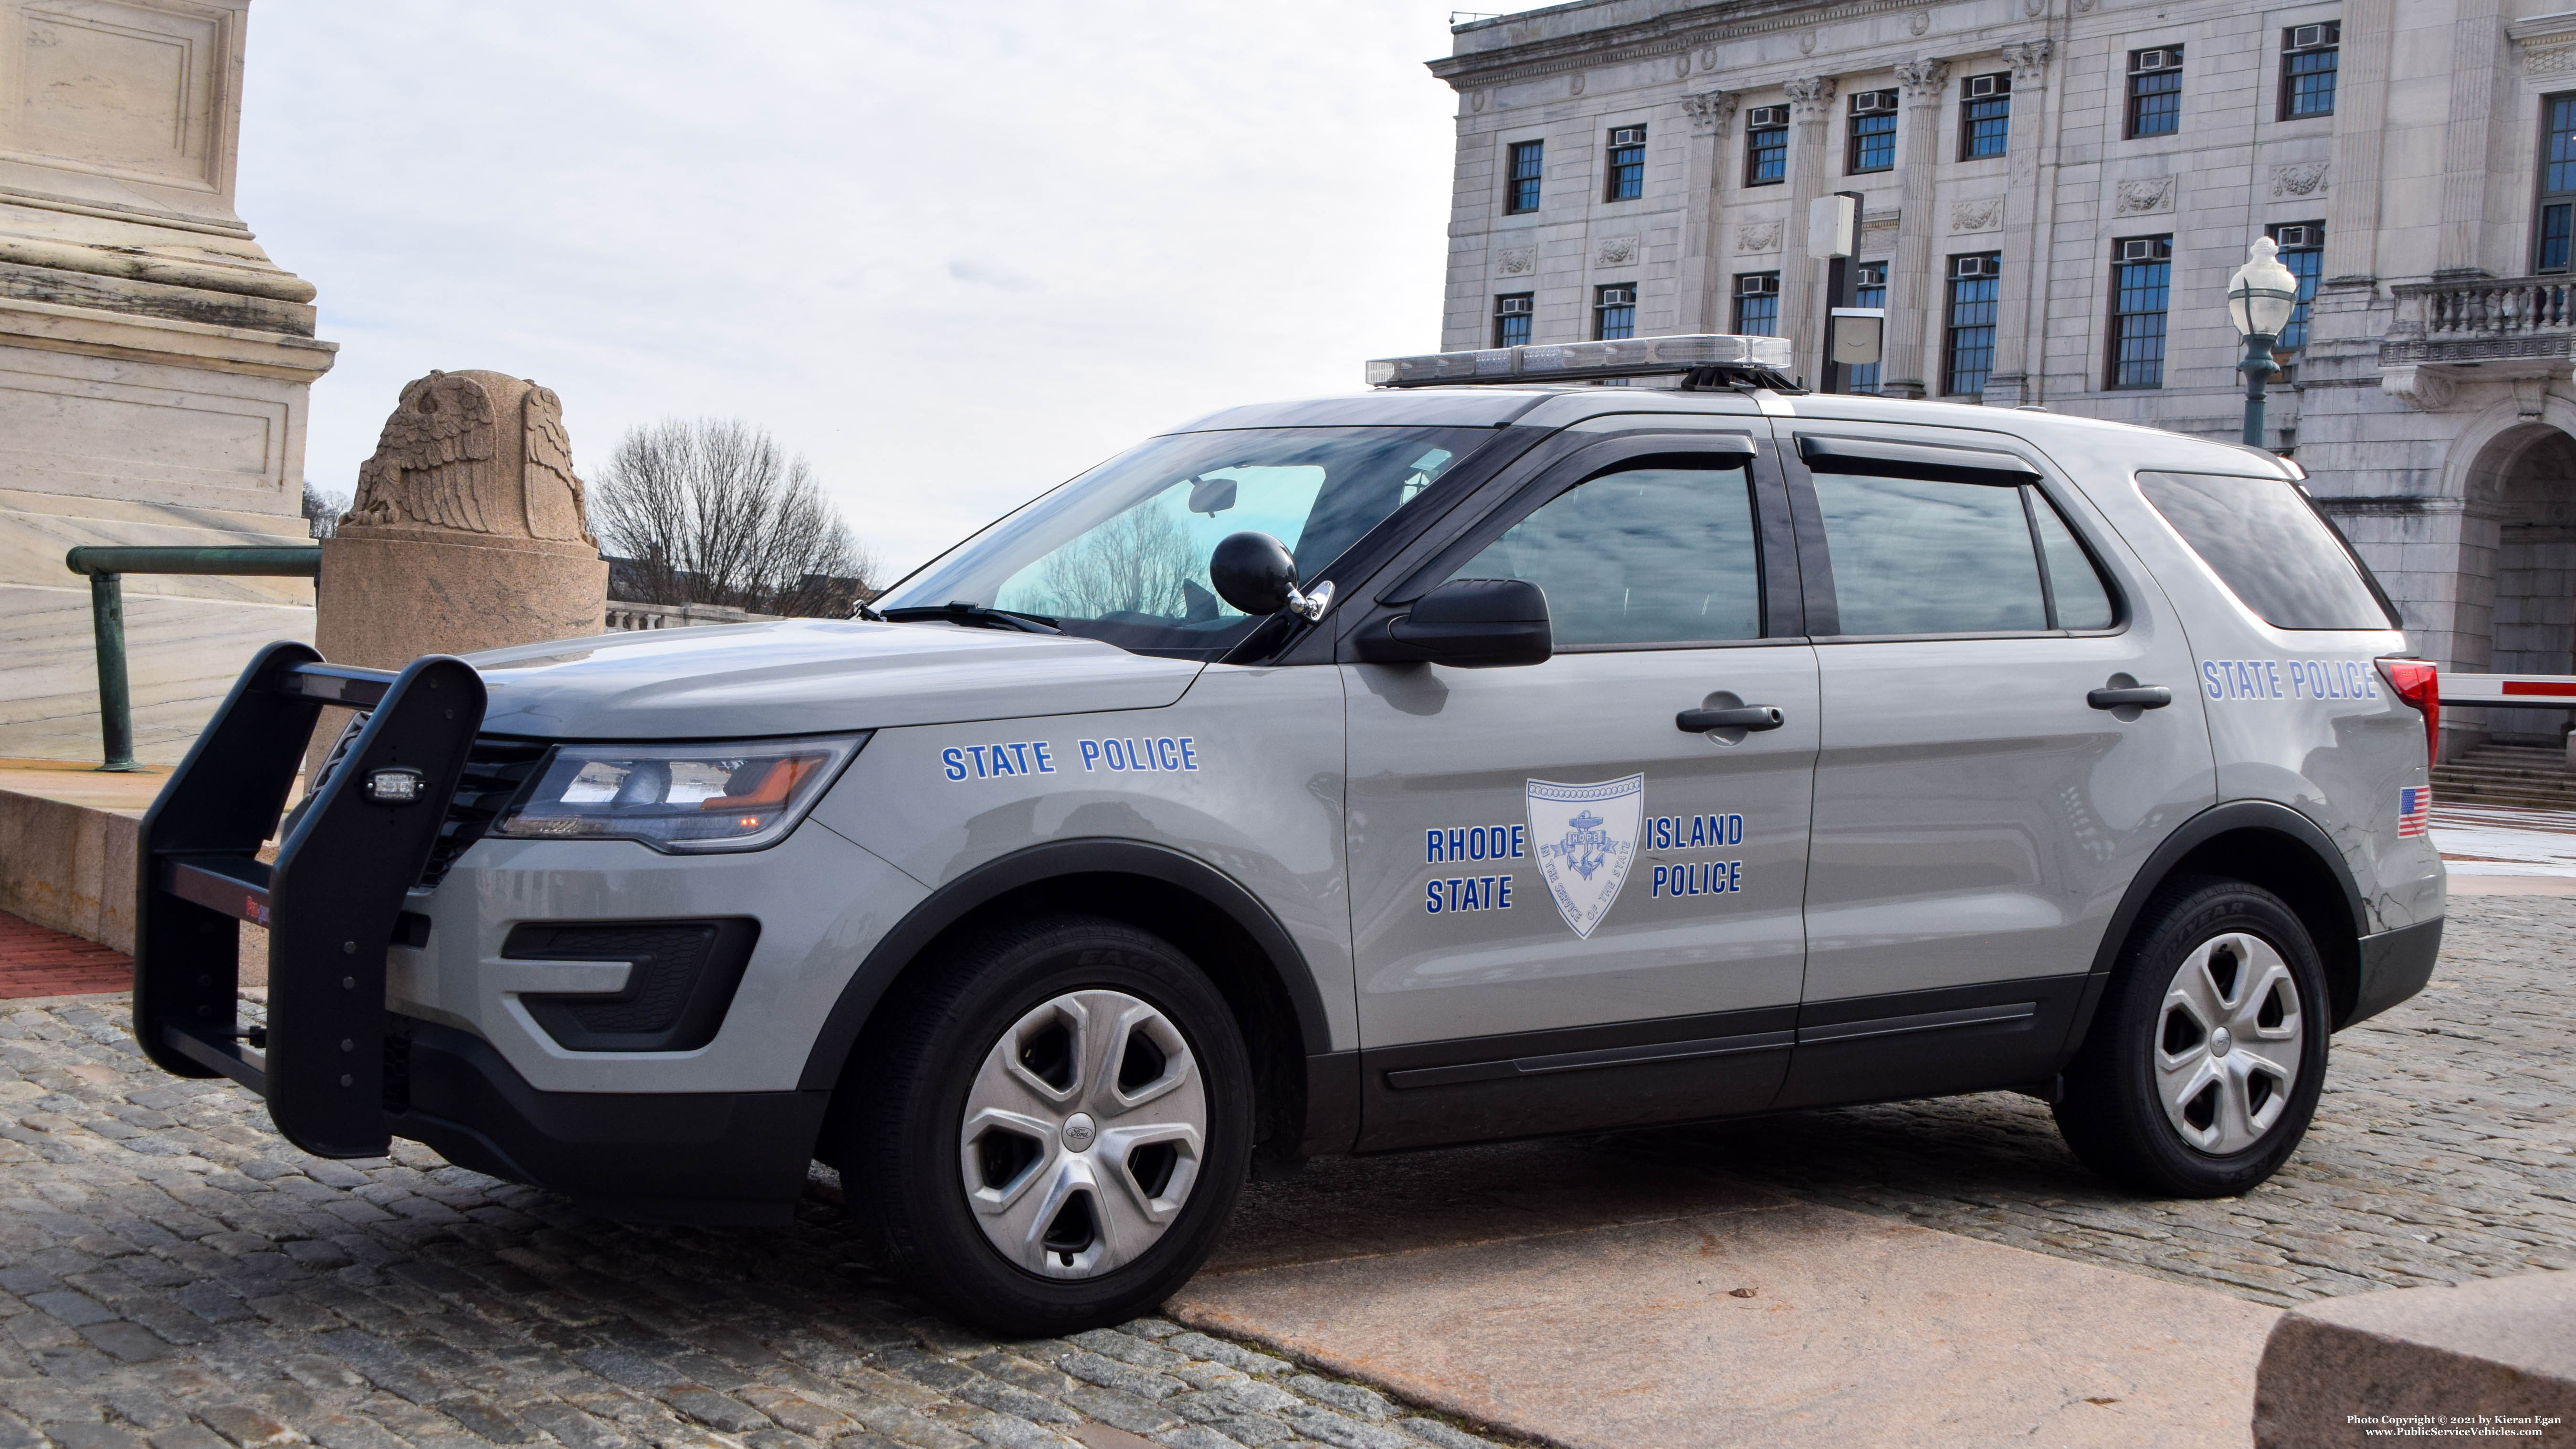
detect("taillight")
(2378, 657), (2440, 764)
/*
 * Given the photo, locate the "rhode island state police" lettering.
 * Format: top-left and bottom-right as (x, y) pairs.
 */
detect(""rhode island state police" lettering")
(2199, 658), (2381, 702)
(942, 742), (1056, 781)
(1078, 737), (1197, 772)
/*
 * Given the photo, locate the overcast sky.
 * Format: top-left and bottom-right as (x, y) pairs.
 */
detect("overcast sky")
(235, 1), (1464, 582)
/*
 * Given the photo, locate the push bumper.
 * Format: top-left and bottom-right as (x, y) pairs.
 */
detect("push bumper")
(2346, 916), (2443, 1028)
(137, 643), (485, 1159)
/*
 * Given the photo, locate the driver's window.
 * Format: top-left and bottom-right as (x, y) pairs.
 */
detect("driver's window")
(1451, 460), (1763, 647)
(993, 449), (1457, 629)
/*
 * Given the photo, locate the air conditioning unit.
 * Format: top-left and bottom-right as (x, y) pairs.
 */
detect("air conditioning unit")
(1738, 275), (1780, 296)
(2288, 22), (2339, 49)
(1610, 127), (1647, 147)
(2132, 48), (2182, 73)
(2117, 238), (2171, 263)
(1965, 73), (2010, 99)
(1599, 287), (1637, 306)
(1955, 255), (1999, 278)
(1746, 105), (1789, 128)
(1853, 90), (1898, 113)
(1496, 296), (1534, 316)
(2273, 224), (2323, 249)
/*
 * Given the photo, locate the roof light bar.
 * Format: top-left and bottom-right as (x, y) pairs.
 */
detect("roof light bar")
(1365, 333), (1798, 389)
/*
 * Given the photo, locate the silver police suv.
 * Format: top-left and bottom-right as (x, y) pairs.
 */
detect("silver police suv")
(137, 336), (2443, 1335)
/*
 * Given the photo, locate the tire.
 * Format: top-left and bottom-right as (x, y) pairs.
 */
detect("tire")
(839, 913), (1253, 1337)
(2053, 876), (2331, 1197)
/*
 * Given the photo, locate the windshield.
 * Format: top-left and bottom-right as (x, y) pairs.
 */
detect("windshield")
(876, 426), (1487, 657)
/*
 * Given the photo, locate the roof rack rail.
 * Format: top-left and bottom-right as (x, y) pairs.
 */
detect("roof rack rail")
(1365, 334), (1803, 392)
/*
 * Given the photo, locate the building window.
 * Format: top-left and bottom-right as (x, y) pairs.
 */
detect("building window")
(2127, 48), (2183, 138)
(1505, 140), (1543, 215)
(1604, 126), (1647, 201)
(1960, 73), (2011, 159)
(2539, 94), (2576, 273)
(1733, 273), (1780, 336)
(1848, 261), (1887, 393)
(1595, 284), (1637, 340)
(2279, 23), (2339, 120)
(2268, 222), (2324, 349)
(1944, 254), (2001, 397)
(2108, 236), (2173, 389)
(1848, 89), (1899, 173)
(1745, 106), (1788, 186)
(1493, 293), (1533, 349)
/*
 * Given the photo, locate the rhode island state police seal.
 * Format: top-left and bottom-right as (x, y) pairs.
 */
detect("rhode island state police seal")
(1526, 774), (1644, 939)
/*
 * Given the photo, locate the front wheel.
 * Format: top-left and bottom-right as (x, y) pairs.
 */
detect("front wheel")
(840, 914), (1253, 1336)
(2053, 877), (2331, 1197)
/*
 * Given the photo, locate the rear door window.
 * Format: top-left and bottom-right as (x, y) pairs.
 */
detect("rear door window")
(1809, 474), (2120, 636)
(2136, 471), (2397, 630)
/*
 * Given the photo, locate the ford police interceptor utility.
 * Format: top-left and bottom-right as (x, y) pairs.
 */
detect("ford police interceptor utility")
(136, 334), (2443, 1334)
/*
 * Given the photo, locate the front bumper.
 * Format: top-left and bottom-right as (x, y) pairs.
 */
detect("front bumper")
(394, 1018), (824, 1223)
(136, 645), (913, 1221)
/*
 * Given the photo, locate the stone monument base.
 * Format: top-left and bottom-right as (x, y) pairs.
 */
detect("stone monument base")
(316, 532), (606, 671)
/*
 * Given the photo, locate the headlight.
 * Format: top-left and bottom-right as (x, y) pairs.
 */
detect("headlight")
(490, 733), (867, 853)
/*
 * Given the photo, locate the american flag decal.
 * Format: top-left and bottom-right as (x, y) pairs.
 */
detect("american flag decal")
(2397, 786), (2430, 837)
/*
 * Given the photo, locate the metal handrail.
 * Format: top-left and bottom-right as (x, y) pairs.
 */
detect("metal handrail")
(63, 544), (321, 772)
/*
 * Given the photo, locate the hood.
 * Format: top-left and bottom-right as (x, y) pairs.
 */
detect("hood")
(467, 619), (1204, 740)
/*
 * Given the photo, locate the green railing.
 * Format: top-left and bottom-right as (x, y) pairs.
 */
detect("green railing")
(64, 545), (321, 772)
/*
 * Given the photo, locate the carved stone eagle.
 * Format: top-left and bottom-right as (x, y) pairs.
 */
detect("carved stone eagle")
(344, 370), (597, 548)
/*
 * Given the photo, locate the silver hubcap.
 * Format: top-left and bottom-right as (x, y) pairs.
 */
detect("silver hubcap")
(2155, 931), (2303, 1156)
(958, 990), (1206, 1279)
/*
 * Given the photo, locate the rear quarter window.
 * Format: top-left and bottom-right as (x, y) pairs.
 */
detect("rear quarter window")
(2136, 471), (2398, 631)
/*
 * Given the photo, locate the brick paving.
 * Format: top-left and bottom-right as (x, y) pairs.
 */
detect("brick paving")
(0, 915), (130, 1002)
(0, 896), (2565, 1447)
(0, 999), (1515, 1449)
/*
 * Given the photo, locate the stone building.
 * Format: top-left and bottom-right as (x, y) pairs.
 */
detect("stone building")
(1431, 0), (2576, 749)
(0, 0), (332, 763)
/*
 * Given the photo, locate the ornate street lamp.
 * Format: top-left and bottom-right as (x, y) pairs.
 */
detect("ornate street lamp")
(2227, 237), (2303, 450)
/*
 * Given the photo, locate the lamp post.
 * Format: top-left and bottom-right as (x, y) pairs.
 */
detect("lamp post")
(2226, 237), (2303, 451)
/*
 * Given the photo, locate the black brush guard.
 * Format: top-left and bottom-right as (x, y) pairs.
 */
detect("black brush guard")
(136, 641), (487, 1158)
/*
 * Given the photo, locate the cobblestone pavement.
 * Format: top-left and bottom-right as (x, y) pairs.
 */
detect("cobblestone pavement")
(0, 1001), (1514, 1449)
(1610, 893), (2576, 1307)
(0, 894), (2566, 1447)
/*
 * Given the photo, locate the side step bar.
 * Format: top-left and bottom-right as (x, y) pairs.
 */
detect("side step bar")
(135, 643), (488, 1159)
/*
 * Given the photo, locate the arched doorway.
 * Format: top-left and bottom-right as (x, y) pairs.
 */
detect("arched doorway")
(2465, 423), (2576, 743)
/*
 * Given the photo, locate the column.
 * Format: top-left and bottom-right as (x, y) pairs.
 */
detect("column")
(1877, 59), (1952, 399)
(1780, 76), (1839, 364)
(1676, 90), (1740, 333)
(2321, 0), (2394, 286)
(1983, 40), (2054, 408)
(2437, 0), (2503, 277)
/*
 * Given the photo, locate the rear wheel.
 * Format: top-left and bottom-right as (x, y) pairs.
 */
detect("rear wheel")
(2053, 877), (2330, 1197)
(841, 914), (1252, 1336)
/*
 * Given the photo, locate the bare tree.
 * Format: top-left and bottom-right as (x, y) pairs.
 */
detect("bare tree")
(1032, 501), (1195, 620)
(301, 484), (347, 539)
(589, 419), (877, 617)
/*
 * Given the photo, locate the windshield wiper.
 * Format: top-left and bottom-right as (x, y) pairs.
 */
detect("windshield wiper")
(878, 601), (1062, 634)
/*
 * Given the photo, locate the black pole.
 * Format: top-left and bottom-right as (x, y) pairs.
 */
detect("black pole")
(2239, 332), (2279, 449)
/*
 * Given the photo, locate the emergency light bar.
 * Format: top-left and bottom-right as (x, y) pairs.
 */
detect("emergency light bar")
(1366, 333), (1799, 389)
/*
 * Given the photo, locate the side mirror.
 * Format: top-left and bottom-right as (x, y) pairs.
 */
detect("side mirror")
(1355, 578), (1551, 668)
(1209, 531), (1299, 615)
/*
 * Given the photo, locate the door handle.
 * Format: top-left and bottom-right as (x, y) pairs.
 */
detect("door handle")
(2087, 686), (2173, 710)
(1678, 706), (1785, 732)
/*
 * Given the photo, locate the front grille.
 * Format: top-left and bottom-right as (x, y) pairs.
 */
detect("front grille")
(416, 736), (551, 888)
